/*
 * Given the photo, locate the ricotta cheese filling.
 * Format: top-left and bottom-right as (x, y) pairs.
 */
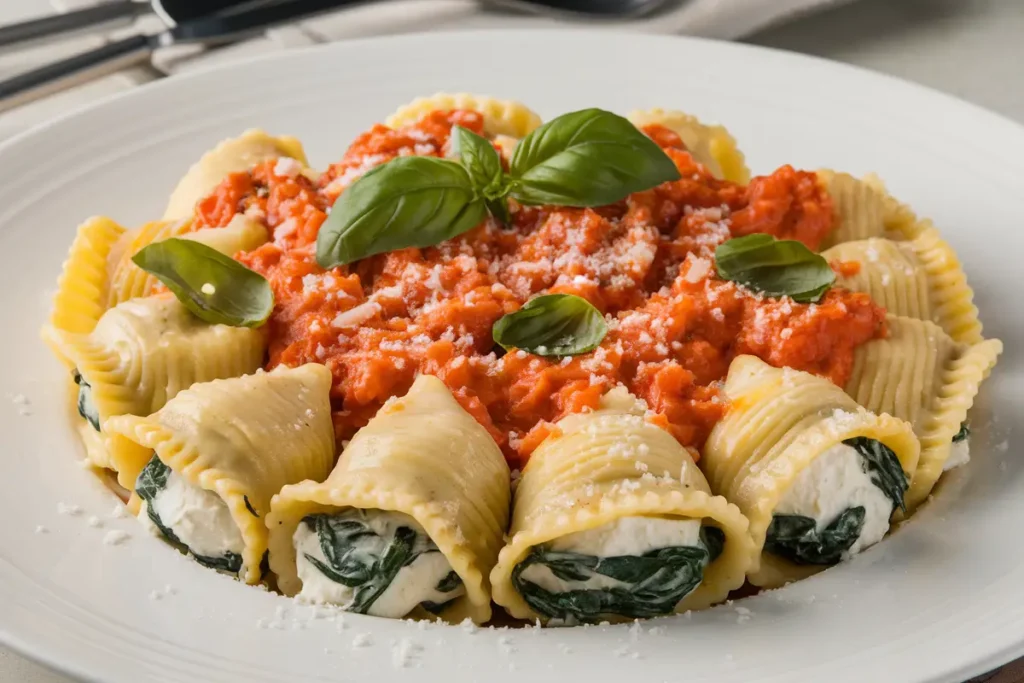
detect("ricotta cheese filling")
(136, 457), (244, 573)
(945, 424), (971, 471)
(770, 442), (894, 562)
(72, 370), (100, 431)
(294, 509), (464, 618)
(512, 516), (723, 623)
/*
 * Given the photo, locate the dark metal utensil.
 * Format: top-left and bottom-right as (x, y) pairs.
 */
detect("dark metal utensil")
(0, 0), (256, 54)
(489, 0), (671, 19)
(0, 0), (365, 114)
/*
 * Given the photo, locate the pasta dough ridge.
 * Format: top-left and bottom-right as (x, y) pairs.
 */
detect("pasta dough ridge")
(628, 108), (750, 183)
(385, 93), (543, 139)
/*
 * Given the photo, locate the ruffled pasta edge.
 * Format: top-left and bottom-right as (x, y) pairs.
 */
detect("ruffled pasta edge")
(385, 93), (542, 139)
(628, 108), (750, 183)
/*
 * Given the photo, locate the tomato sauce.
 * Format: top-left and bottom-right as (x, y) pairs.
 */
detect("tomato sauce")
(196, 112), (885, 469)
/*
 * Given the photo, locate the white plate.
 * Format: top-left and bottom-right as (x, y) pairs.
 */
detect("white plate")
(0, 29), (1020, 683)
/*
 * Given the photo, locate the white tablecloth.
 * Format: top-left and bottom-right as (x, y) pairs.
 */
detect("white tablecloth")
(1, 0), (1022, 681)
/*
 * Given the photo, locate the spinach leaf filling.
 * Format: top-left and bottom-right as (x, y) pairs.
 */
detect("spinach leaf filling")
(764, 437), (909, 567)
(72, 369), (100, 431)
(135, 455), (243, 574)
(953, 422), (970, 443)
(511, 525), (725, 622)
(301, 512), (463, 615)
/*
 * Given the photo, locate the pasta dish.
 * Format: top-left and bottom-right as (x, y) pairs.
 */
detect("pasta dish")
(42, 93), (1001, 625)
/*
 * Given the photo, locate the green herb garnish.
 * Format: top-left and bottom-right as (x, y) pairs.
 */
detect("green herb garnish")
(492, 293), (608, 357)
(511, 526), (724, 623)
(714, 234), (835, 303)
(316, 109), (680, 268)
(132, 238), (273, 328)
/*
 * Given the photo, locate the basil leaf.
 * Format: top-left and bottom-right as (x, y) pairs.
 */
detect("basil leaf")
(508, 108), (680, 207)
(492, 294), (607, 357)
(132, 238), (273, 327)
(714, 234), (836, 303)
(953, 422), (970, 443)
(316, 156), (487, 268)
(845, 436), (909, 513)
(764, 508), (866, 566)
(449, 125), (504, 197)
(511, 525), (719, 622)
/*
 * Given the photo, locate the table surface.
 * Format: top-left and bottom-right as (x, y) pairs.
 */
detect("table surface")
(1, 0), (1022, 681)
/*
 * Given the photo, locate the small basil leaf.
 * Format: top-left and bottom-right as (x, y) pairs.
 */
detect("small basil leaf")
(492, 293), (608, 357)
(714, 234), (836, 303)
(449, 125), (504, 196)
(508, 108), (680, 207)
(132, 238), (273, 327)
(316, 156), (487, 268)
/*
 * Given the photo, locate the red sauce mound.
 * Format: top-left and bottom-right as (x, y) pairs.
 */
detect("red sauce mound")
(195, 114), (884, 469)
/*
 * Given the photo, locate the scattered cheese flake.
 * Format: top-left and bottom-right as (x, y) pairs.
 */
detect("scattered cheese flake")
(34, 525), (48, 534)
(102, 530), (130, 546)
(57, 502), (82, 516)
(352, 633), (372, 648)
(274, 157), (303, 178)
(200, 283), (216, 295)
(87, 516), (103, 528)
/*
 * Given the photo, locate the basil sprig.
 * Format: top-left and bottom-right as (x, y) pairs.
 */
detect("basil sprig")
(132, 238), (273, 328)
(316, 109), (680, 268)
(506, 108), (680, 206)
(714, 234), (835, 303)
(492, 294), (608, 357)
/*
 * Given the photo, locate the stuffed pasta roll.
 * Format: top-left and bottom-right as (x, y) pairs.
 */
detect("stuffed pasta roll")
(845, 315), (1002, 509)
(490, 387), (754, 624)
(105, 364), (335, 585)
(702, 355), (920, 589)
(628, 108), (750, 183)
(162, 129), (310, 220)
(823, 225), (983, 344)
(816, 170), (921, 248)
(48, 293), (265, 487)
(267, 374), (510, 624)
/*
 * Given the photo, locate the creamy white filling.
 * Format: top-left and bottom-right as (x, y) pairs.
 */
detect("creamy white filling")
(944, 438), (970, 471)
(294, 510), (463, 618)
(137, 470), (243, 560)
(775, 442), (892, 558)
(519, 516), (703, 593)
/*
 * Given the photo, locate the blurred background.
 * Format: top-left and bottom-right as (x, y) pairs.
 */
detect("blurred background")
(0, 0), (1020, 681)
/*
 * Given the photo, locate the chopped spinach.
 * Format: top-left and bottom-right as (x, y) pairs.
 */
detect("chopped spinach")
(72, 369), (100, 431)
(953, 422), (970, 443)
(764, 507), (866, 566)
(302, 511), (461, 615)
(135, 455), (243, 575)
(244, 496), (259, 517)
(510, 524), (722, 622)
(844, 436), (909, 513)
